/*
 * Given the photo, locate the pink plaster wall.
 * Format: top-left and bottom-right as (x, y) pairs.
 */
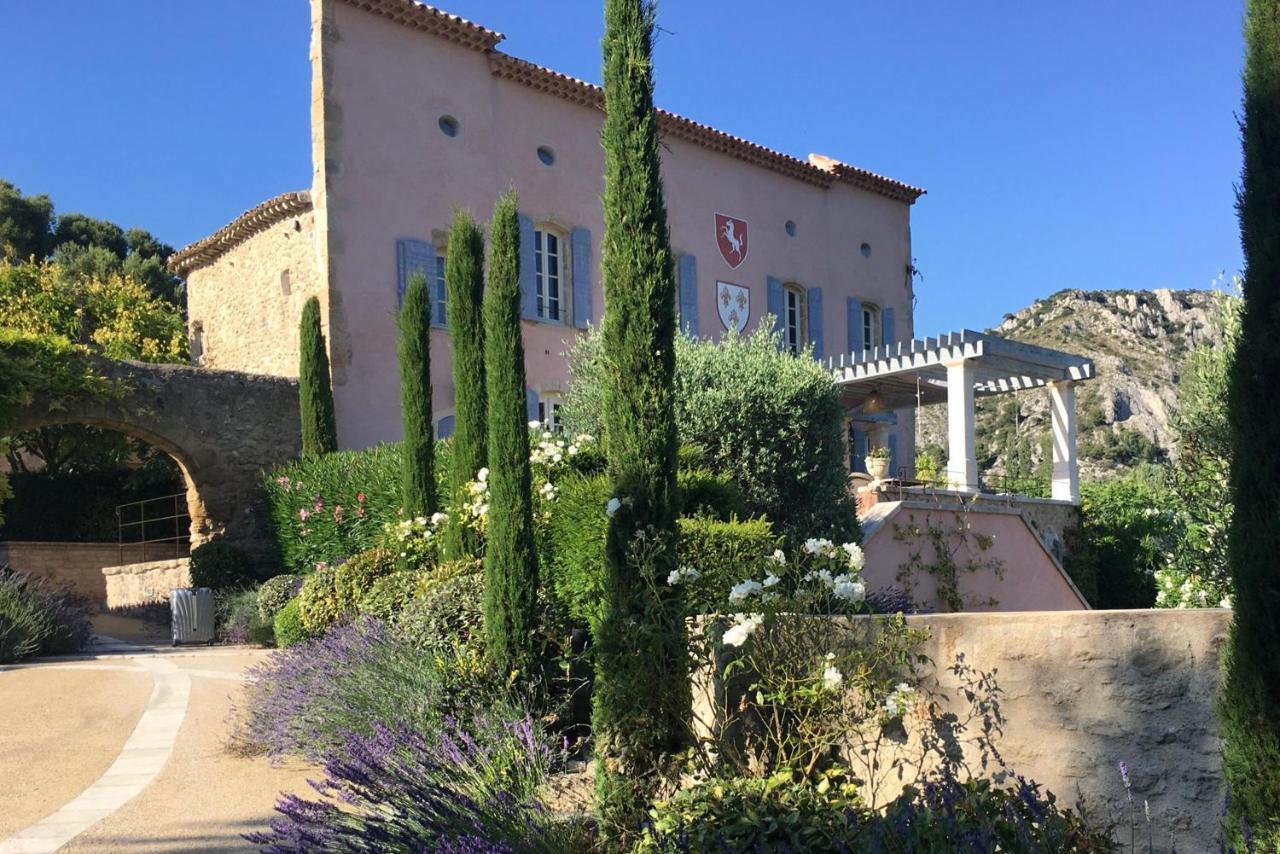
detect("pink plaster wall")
(862, 503), (1087, 612)
(316, 0), (917, 455)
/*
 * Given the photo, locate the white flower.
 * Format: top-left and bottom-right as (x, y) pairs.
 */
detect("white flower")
(884, 682), (917, 719)
(729, 579), (764, 603)
(822, 666), (844, 691)
(541, 481), (556, 496)
(768, 549), (787, 566)
(722, 613), (764, 648)
(478, 503), (489, 516)
(667, 566), (701, 585)
(824, 651), (836, 661)
(802, 537), (831, 555)
(477, 467), (489, 483)
(832, 578), (866, 603)
(568, 444), (579, 455)
(841, 542), (865, 571)
(430, 512), (448, 527)
(606, 497), (622, 517)
(762, 573), (781, 588)
(529, 420), (542, 429)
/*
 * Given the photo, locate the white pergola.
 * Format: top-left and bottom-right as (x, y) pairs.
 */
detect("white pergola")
(829, 330), (1097, 502)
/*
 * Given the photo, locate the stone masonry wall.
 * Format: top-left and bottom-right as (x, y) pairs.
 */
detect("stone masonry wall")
(102, 558), (191, 609)
(695, 608), (1230, 853)
(185, 209), (321, 378)
(0, 541), (156, 603)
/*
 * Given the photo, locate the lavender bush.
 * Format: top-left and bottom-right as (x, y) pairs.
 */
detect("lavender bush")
(0, 567), (92, 663)
(237, 616), (509, 762)
(248, 717), (590, 853)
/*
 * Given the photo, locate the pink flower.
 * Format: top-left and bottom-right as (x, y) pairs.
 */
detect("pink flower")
(313, 500), (324, 512)
(299, 508), (311, 521)
(356, 492), (366, 503)
(333, 505), (344, 521)
(276, 476), (291, 486)
(356, 507), (366, 518)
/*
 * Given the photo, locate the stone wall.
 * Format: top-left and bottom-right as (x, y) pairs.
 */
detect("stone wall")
(0, 541), (157, 603)
(102, 558), (191, 609)
(185, 208), (321, 378)
(695, 609), (1229, 853)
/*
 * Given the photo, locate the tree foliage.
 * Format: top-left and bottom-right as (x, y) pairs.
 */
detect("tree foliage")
(398, 273), (436, 518)
(480, 191), (541, 680)
(0, 180), (54, 261)
(445, 210), (487, 557)
(593, 0), (688, 832)
(1222, 0), (1280, 844)
(299, 296), (338, 456)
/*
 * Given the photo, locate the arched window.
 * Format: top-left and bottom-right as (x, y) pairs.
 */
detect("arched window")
(534, 225), (570, 323)
(782, 283), (807, 355)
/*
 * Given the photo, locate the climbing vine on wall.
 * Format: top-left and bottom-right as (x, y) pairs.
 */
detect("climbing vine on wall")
(892, 506), (1005, 611)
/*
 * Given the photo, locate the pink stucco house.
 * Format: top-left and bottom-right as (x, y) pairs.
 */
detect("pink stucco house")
(170, 0), (925, 474)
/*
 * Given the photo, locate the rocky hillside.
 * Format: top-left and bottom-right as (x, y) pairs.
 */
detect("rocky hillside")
(916, 288), (1232, 482)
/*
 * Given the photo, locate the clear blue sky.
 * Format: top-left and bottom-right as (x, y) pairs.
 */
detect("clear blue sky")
(2, 1), (1245, 333)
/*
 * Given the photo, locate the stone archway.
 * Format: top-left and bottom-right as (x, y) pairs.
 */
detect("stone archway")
(8, 358), (300, 552)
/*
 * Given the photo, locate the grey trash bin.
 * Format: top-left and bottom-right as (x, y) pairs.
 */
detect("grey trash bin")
(171, 587), (215, 645)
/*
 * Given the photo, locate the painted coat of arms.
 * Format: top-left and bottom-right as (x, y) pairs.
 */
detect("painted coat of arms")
(717, 281), (750, 333)
(715, 213), (749, 269)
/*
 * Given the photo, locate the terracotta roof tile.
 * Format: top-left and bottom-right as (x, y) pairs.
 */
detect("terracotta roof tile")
(168, 191), (312, 277)
(339, 0), (503, 51)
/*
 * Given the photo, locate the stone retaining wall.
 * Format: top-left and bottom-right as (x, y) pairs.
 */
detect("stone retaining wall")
(102, 558), (191, 609)
(695, 608), (1230, 853)
(0, 541), (155, 603)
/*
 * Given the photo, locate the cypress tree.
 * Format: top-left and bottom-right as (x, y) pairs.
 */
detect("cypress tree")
(593, 0), (688, 830)
(398, 272), (436, 518)
(298, 295), (338, 456)
(1221, 0), (1280, 843)
(445, 210), (487, 557)
(481, 191), (540, 680)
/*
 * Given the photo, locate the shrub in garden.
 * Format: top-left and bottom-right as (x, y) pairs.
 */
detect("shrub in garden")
(238, 616), (511, 762)
(482, 191), (541, 680)
(247, 716), (589, 853)
(256, 574), (302, 622)
(188, 540), (256, 590)
(272, 597), (311, 648)
(675, 468), (746, 519)
(397, 271), (437, 519)
(296, 565), (344, 635)
(393, 558), (485, 655)
(298, 295), (337, 456)
(333, 547), (397, 610)
(563, 327), (860, 546)
(673, 515), (780, 614)
(1063, 467), (1170, 608)
(215, 587), (273, 645)
(357, 568), (430, 623)
(444, 209), (488, 559)
(260, 441), (452, 575)
(0, 567), (91, 663)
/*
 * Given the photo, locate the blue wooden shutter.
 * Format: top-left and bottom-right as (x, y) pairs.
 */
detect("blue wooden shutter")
(807, 287), (824, 360)
(436, 415), (456, 439)
(526, 388), (539, 424)
(847, 298), (863, 354)
(887, 432), (898, 479)
(882, 306), (896, 346)
(571, 226), (592, 329)
(397, 239), (435, 307)
(518, 213), (536, 320)
(766, 277), (784, 341)
(851, 425), (866, 474)
(678, 254), (698, 336)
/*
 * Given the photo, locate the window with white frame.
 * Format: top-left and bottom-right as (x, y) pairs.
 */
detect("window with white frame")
(861, 304), (879, 351)
(534, 227), (566, 323)
(783, 284), (806, 355)
(537, 394), (565, 431)
(434, 254), (448, 326)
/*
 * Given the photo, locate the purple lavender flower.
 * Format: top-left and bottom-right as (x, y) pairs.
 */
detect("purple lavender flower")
(1118, 760), (1131, 790)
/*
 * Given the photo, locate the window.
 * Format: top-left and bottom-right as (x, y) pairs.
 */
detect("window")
(783, 284), (806, 355)
(534, 227), (565, 323)
(537, 145), (556, 166)
(438, 115), (459, 137)
(537, 395), (564, 431)
(434, 254), (448, 326)
(861, 305), (879, 351)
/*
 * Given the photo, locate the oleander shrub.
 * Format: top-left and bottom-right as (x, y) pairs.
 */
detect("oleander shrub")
(260, 440), (453, 575)
(296, 566), (345, 635)
(188, 540), (257, 590)
(238, 616), (509, 763)
(0, 567), (92, 663)
(393, 558), (485, 655)
(334, 547), (397, 609)
(358, 569), (431, 622)
(256, 574), (303, 622)
(272, 597), (310, 648)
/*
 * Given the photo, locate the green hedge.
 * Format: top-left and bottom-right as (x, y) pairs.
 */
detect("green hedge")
(260, 441), (453, 575)
(272, 597), (311, 648)
(547, 471), (780, 628)
(358, 569), (430, 623)
(393, 559), (485, 654)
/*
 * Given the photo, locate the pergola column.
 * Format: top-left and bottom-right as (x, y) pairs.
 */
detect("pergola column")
(945, 359), (979, 492)
(1049, 379), (1080, 503)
